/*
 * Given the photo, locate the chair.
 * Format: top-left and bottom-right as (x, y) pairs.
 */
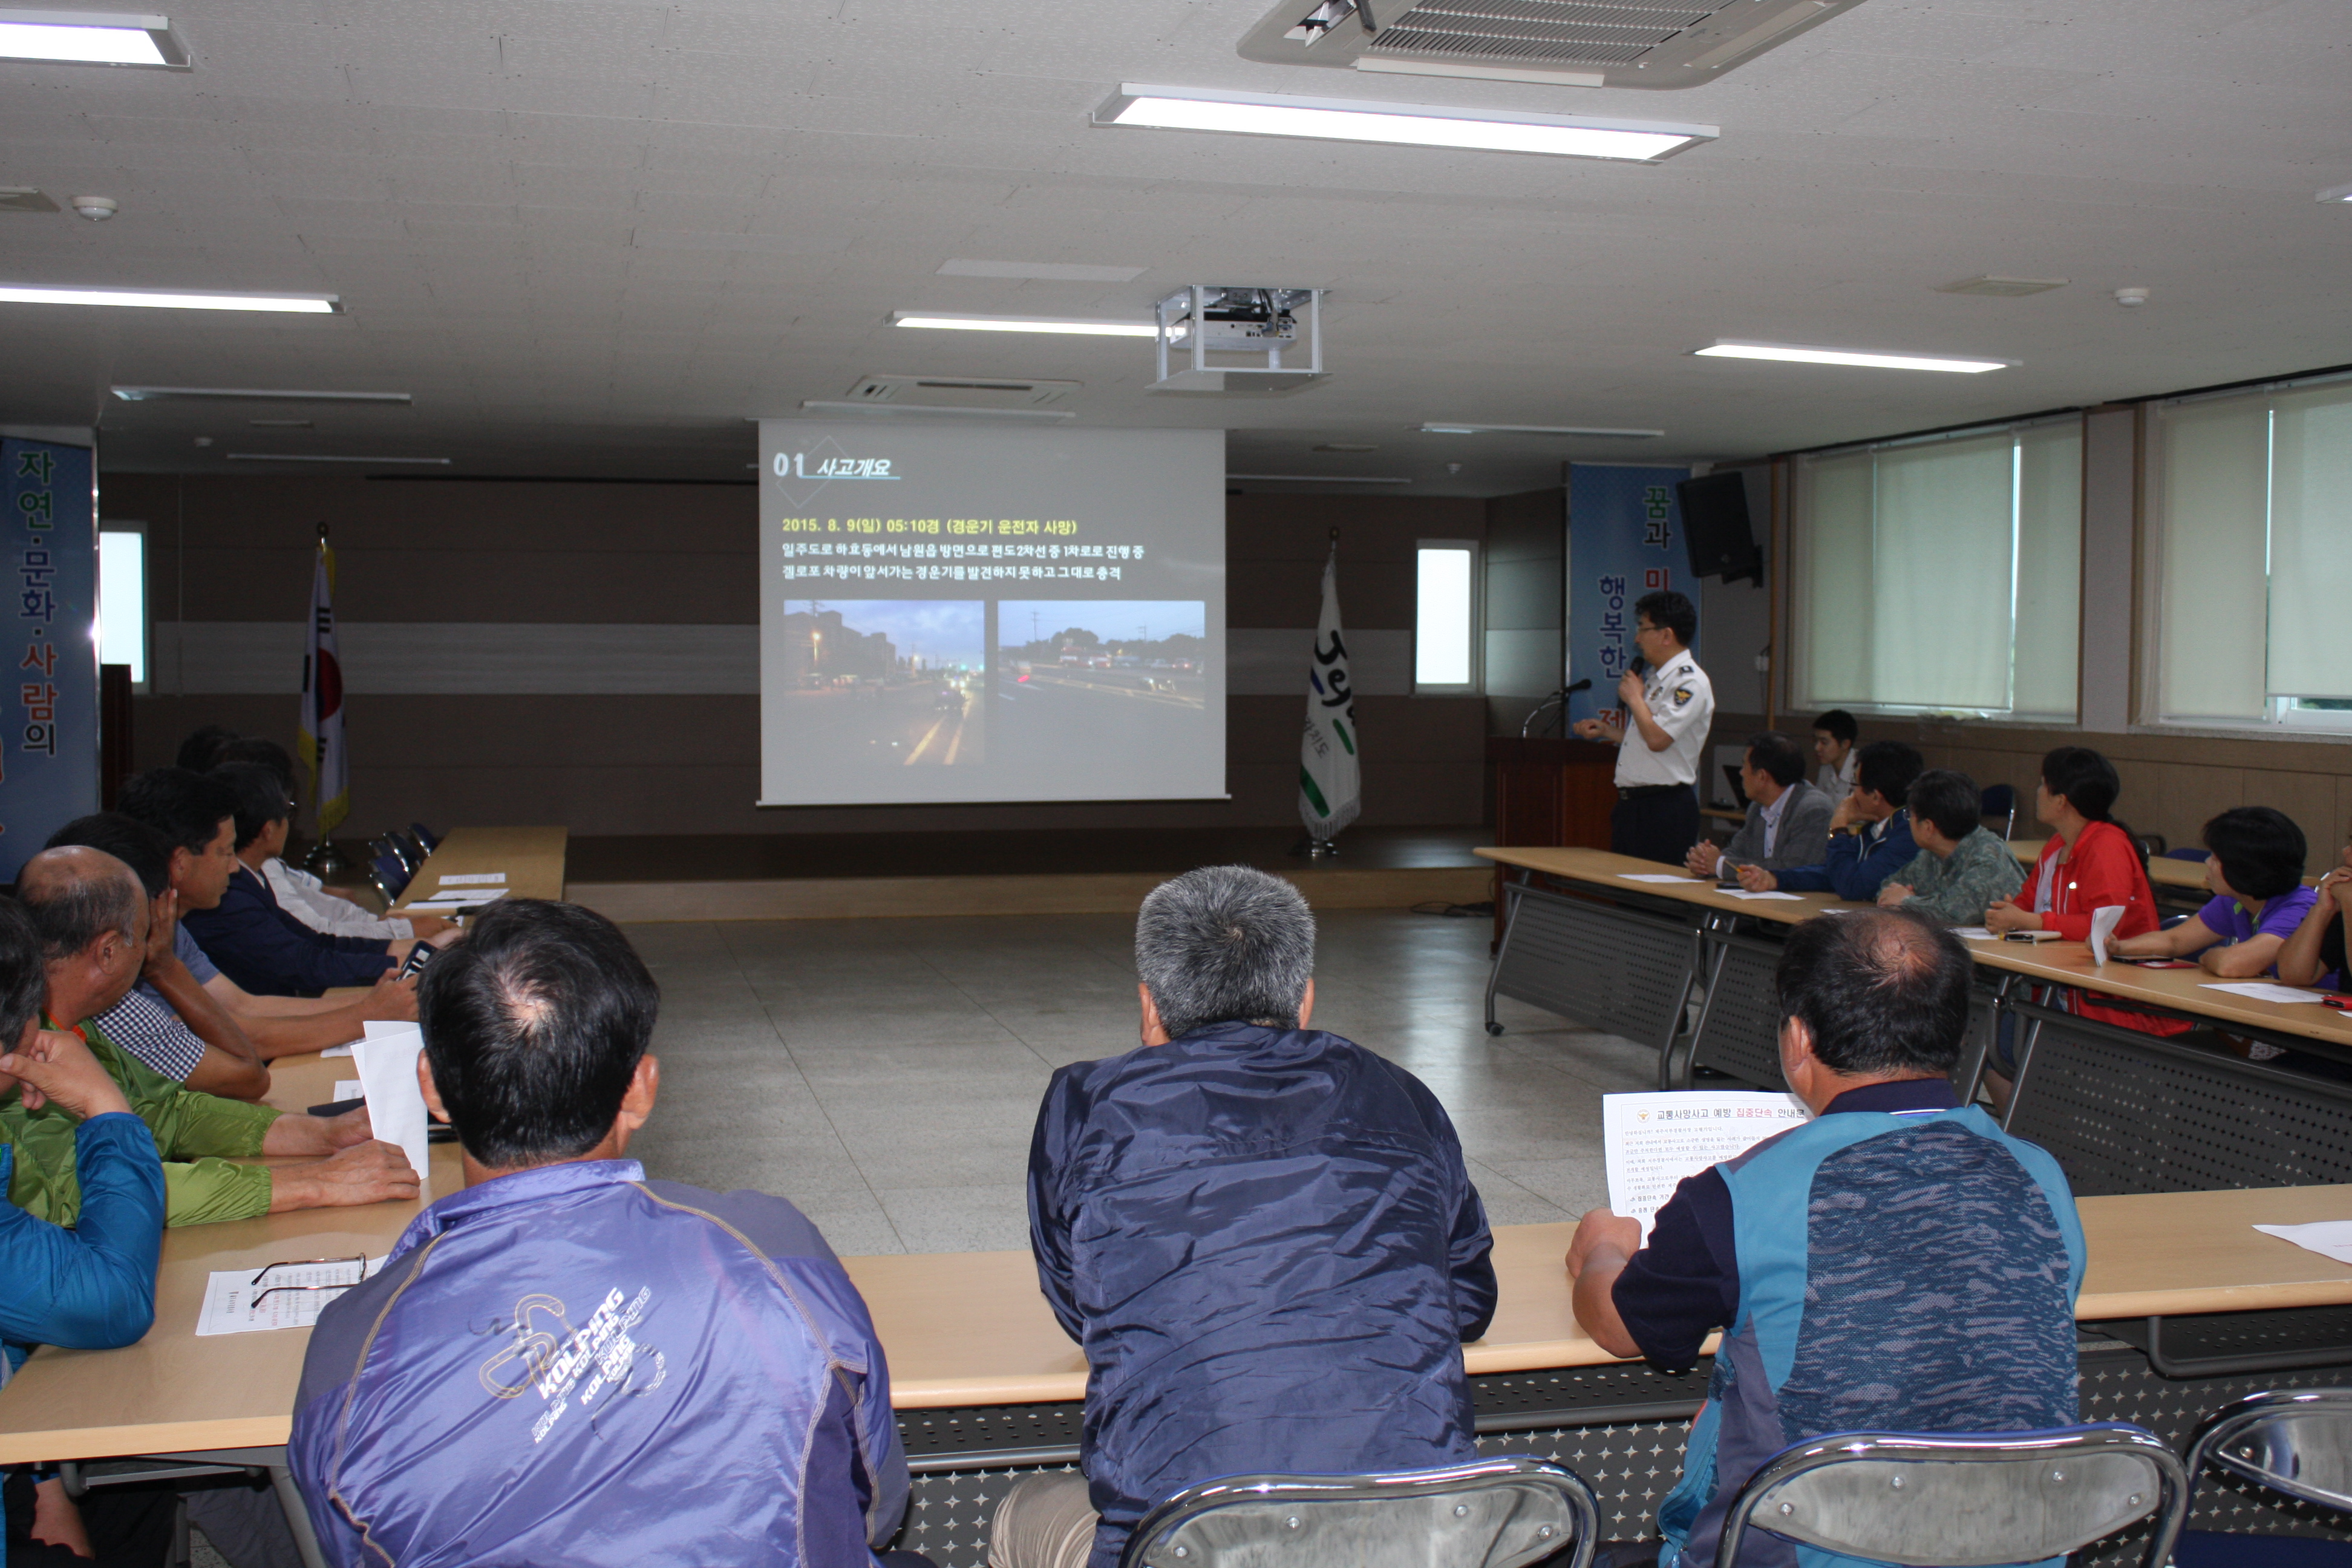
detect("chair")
(2178, 1390), (2352, 1566)
(410, 822), (440, 854)
(368, 850), (412, 904)
(1120, 1456), (1599, 1568)
(2167, 847), (2210, 863)
(1981, 784), (2019, 841)
(1716, 1424), (2188, 1568)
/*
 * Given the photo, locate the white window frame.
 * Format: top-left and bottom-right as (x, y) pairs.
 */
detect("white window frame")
(2137, 369), (2352, 739)
(1413, 538), (1482, 694)
(97, 520), (149, 692)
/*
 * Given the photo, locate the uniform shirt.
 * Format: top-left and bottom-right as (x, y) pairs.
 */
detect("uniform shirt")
(2198, 887), (2321, 978)
(1614, 649), (1714, 789)
(292, 1160), (907, 1568)
(1030, 1022), (1497, 1568)
(264, 857), (414, 940)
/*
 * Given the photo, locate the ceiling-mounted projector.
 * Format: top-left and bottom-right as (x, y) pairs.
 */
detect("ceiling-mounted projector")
(1149, 287), (1327, 394)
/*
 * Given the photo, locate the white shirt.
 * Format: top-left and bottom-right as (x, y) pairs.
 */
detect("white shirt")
(1756, 782), (1794, 856)
(1614, 648), (1714, 788)
(1816, 750), (1857, 799)
(265, 857), (414, 939)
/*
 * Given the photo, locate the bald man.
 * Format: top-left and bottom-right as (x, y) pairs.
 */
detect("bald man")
(6, 848), (419, 1227)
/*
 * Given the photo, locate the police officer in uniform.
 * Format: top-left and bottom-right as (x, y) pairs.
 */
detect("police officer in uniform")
(1573, 590), (1714, 866)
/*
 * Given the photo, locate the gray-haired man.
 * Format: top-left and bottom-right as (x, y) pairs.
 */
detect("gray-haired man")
(993, 865), (1497, 1568)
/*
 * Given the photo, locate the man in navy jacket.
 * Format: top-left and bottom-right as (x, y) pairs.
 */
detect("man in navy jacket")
(995, 866), (1496, 1568)
(290, 899), (909, 1567)
(1736, 740), (1925, 903)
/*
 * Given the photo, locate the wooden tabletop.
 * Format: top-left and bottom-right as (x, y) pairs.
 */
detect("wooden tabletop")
(1477, 845), (2352, 1047)
(388, 825), (568, 912)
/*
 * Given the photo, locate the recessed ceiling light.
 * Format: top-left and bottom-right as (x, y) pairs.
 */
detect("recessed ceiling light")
(1227, 472), (1413, 483)
(1936, 276), (2068, 298)
(3, 285), (337, 313)
(936, 260), (1148, 283)
(1693, 341), (2014, 374)
(1419, 422), (1664, 437)
(113, 385), (406, 402)
(224, 453), (448, 464)
(892, 311), (1156, 338)
(1095, 83), (1713, 163)
(1312, 443), (1379, 452)
(0, 8), (187, 67)
(2316, 181), (2352, 204)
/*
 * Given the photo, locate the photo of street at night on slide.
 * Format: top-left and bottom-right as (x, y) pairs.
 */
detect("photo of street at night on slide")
(777, 600), (985, 767)
(995, 600), (1209, 715)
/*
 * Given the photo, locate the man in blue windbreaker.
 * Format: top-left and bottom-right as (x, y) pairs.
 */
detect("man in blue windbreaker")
(993, 865), (1497, 1568)
(1567, 908), (2082, 1568)
(290, 899), (910, 1568)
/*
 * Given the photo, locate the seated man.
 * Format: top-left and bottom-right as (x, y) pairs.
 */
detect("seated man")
(292, 899), (908, 1567)
(1734, 740), (1924, 901)
(1685, 732), (1834, 881)
(996, 865), (1495, 1568)
(1877, 768), (2025, 926)
(11, 847), (419, 1226)
(215, 739), (451, 942)
(46, 812), (270, 1099)
(122, 766), (408, 998)
(2112, 806), (2317, 979)
(1566, 909), (2082, 1568)
(1810, 709), (1858, 797)
(0, 895), (173, 1567)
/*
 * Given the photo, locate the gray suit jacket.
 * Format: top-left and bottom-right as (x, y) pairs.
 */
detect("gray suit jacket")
(1719, 777), (1835, 875)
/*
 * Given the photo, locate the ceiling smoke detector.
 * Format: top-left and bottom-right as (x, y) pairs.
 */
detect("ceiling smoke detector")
(69, 195), (117, 221)
(2114, 287), (2152, 308)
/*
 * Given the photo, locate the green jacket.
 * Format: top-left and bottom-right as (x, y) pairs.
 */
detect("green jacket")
(1, 1019), (280, 1226)
(1891, 826), (2028, 927)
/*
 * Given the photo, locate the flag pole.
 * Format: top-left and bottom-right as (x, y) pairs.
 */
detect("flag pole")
(299, 520), (350, 873)
(1293, 526), (1357, 858)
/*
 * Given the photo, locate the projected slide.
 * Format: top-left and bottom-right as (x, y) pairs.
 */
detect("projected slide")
(757, 424), (1225, 806)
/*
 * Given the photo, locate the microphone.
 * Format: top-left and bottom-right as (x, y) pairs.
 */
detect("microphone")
(1563, 678), (1592, 695)
(1628, 656), (1647, 678)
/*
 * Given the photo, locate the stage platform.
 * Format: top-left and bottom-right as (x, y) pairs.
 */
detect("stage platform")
(558, 827), (1496, 923)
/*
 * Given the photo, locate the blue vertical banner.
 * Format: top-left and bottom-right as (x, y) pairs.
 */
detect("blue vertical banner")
(1566, 463), (1690, 730)
(2, 436), (99, 884)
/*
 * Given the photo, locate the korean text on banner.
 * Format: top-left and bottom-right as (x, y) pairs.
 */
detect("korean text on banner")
(1, 436), (99, 884)
(1300, 546), (1359, 841)
(298, 534), (348, 835)
(1566, 464), (1691, 731)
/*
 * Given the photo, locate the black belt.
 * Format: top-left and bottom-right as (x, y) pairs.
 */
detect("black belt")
(1617, 783), (1693, 800)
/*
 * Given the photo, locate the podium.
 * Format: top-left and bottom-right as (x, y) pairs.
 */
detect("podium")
(1485, 736), (1619, 949)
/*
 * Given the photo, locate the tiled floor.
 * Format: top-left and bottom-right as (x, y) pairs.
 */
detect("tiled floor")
(624, 908), (1655, 1255)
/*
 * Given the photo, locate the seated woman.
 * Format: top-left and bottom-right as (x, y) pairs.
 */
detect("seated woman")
(2277, 817), (2350, 992)
(2110, 806), (2316, 978)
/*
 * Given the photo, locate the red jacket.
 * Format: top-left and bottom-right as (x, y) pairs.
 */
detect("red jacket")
(2025, 820), (2189, 1035)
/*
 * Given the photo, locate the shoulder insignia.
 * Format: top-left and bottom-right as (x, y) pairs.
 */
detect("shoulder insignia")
(1672, 686), (1694, 705)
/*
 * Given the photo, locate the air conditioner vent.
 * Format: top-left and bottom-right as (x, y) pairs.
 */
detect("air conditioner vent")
(844, 373), (1079, 410)
(1240, 0), (1858, 88)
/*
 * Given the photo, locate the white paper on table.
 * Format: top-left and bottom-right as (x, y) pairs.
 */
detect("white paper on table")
(1952, 927), (1998, 941)
(1720, 889), (1804, 901)
(352, 1025), (432, 1198)
(197, 1255), (385, 1335)
(321, 1043), (353, 1058)
(333, 1079), (364, 1100)
(2202, 981), (2329, 1004)
(433, 872), (505, 885)
(1603, 1091), (1814, 1240)
(2253, 1221), (2352, 1266)
(362, 1020), (414, 1039)
(1618, 874), (1703, 884)
(408, 887), (506, 906)
(2088, 904), (2126, 967)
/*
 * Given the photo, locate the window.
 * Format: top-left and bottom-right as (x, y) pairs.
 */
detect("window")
(97, 524), (146, 686)
(2148, 379), (2352, 733)
(1790, 419), (2081, 720)
(1414, 541), (1480, 693)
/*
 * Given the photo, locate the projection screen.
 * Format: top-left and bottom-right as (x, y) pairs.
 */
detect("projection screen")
(756, 422), (1226, 806)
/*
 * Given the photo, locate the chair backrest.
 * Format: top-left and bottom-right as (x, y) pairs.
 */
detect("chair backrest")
(370, 851), (411, 900)
(2164, 846), (2208, 862)
(410, 822), (439, 853)
(1717, 1424), (2187, 1568)
(1981, 783), (2018, 840)
(2184, 1390), (2352, 1514)
(1120, 1457), (1597, 1568)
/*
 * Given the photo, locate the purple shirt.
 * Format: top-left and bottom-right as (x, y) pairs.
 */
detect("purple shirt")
(2197, 886), (2320, 978)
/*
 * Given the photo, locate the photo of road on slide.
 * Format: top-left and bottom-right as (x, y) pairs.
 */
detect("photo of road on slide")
(992, 599), (1208, 765)
(776, 600), (985, 766)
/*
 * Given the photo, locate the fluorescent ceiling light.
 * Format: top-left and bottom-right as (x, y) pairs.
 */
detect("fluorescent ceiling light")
(1694, 341), (2014, 374)
(1227, 473), (1412, 484)
(0, 9), (186, 67)
(2317, 181), (2352, 203)
(2, 285), (337, 313)
(1420, 422), (1664, 438)
(893, 312), (1155, 338)
(225, 453), (448, 464)
(1096, 83), (1713, 163)
(113, 385), (405, 403)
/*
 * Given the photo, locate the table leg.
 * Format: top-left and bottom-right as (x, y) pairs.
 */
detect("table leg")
(269, 1465), (326, 1568)
(1483, 871), (1526, 1037)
